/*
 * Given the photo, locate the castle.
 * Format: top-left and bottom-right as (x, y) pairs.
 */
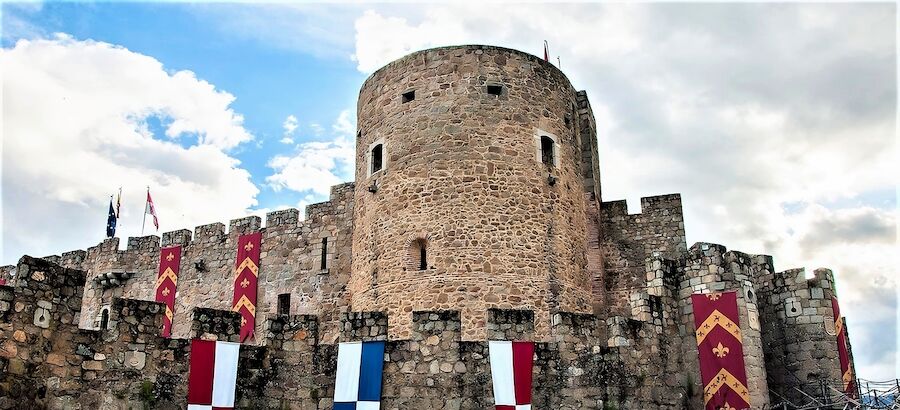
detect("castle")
(0, 45), (856, 409)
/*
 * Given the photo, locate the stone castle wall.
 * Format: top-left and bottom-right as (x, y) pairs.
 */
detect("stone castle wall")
(38, 183), (354, 344)
(351, 45), (597, 340)
(599, 194), (688, 317)
(1, 256), (689, 410)
(753, 266), (846, 404)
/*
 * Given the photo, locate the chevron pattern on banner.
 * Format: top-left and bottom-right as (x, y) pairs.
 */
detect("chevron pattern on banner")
(155, 246), (181, 338)
(832, 297), (856, 397)
(232, 232), (261, 343)
(691, 291), (751, 410)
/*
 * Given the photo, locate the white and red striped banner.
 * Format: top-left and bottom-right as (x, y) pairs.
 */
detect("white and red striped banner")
(187, 339), (240, 410)
(489, 341), (534, 410)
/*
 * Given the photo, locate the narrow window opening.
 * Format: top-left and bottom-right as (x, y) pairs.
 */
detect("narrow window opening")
(320, 238), (328, 270)
(100, 308), (109, 330)
(402, 90), (415, 103)
(371, 144), (383, 173)
(419, 244), (427, 270)
(277, 293), (291, 315)
(564, 114), (571, 128)
(540, 136), (555, 167)
(410, 238), (428, 271)
(487, 85), (503, 96)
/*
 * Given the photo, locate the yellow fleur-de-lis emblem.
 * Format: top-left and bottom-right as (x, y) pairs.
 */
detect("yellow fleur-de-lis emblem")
(240, 317), (247, 326)
(244, 242), (254, 252)
(166, 252), (174, 261)
(240, 278), (250, 288)
(723, 403), (735, 410)
(713, 342), (729, 358)
(707, 293), (721, 301)
(161, 287), (170, 296)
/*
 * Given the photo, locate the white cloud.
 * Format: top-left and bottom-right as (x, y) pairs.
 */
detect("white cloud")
(309, 122), (324, 136)
(351, 3), (897, 380)
(1, 35), (260, 263)
(283, 114), (298, 134)
(332, 109), (356, 137)
(280, 114), (298, 144)
(265, 110), (356, 196)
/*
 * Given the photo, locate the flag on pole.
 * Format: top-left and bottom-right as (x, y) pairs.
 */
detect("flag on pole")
(489, 341), (534, 410)
(145, 189), (159, 231)
(543, 40), (549, 62)
(106, 197), (117, 238)
(186, 339), (240, 410)
(334, 341), (385, 410)
(115, 187), (122, 218)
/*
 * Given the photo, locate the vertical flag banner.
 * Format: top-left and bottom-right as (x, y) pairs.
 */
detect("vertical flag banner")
(832, 297), (855, 397)
(334, 341), (385, 409)
(489, 341), (534, 410)
(155, 246), (181, 337)
(186, 339), (240, 410)
(232, 232), (261, 343)
(144, 188), (159, 232)
(691, 291), (750, 410)
(106, 198), (117, 238)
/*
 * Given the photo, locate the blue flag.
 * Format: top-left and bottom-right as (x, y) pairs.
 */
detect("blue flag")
(334, 341), (384, 409)
(106, 198), (117, 238)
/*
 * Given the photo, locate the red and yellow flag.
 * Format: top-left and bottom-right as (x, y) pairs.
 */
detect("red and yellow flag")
(232, 232), (261, 343)
(832, 297), (856, 397)
(155, 246), (181, 337)
(691, 291), (751, 410)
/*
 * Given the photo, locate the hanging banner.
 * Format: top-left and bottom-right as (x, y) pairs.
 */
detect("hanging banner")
(832, 297), (855, 397)
(691, 291), (751, 410)
(232, 232), (261, 343)
(489, 340), (534, 410)
(155, 245), (181, 337)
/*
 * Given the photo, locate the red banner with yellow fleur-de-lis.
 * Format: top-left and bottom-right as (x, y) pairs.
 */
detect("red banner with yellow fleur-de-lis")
(232, 232), (261, 343)
(155, 246), (182, 337)
(691, 291), (751, 410)
(832, 297), (856, 397)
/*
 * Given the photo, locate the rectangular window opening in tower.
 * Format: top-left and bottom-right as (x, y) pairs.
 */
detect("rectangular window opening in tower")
(371, 144), (383, 173)
(487, 85), (503, 96)
(402, 90), (415, 103)
(277, 293), (290, 315)
(320, 237), (328, 270)
(541, 136), (555, 167)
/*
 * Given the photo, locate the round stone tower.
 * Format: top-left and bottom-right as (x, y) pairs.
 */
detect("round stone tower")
(351, 45), (593, 340)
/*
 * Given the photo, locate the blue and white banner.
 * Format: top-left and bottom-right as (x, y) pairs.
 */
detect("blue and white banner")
(334, 341), (385, 410)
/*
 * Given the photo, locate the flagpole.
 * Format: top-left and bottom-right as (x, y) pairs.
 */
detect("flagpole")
(141, 186), (148, 236)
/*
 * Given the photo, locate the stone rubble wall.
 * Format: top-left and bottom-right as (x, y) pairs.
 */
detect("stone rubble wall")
(674, 243), (771, 409)
(599, 194), (688, 317)
(0, 256), (692, 410)
(753, 265), (845, 404)
(39, 182), (355, 344)
(351, 45), (594, 341)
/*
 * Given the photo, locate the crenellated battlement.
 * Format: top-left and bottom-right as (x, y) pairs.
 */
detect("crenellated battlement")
(0, 255), (668, 409)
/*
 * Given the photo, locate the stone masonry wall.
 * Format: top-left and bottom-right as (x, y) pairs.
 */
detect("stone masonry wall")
(351, 45), (593, 341)
(754, 266), (844, 405)
(675, 243), (771, 409)
(46, 182), (354, 344)
(0, 256), (691, 410)
(599, 194), (687, 317)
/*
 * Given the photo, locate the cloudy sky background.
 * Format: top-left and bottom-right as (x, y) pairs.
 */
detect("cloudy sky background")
(2, 3), (897, 380)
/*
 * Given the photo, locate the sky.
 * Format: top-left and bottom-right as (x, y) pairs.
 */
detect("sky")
(1, 2), (897, 381)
